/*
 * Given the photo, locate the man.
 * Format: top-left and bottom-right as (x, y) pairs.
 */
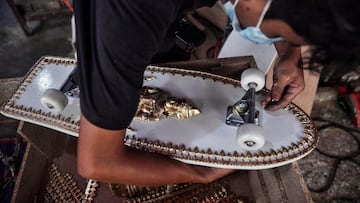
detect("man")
(74, 0), (360, 185)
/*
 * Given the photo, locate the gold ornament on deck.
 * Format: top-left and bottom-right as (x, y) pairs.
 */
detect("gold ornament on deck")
(134, 86), (200, 122)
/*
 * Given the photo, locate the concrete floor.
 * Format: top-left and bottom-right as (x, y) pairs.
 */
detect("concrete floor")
(0, 0), (72, 79)
(299, 88), (360, 203)
(0, 1), (359, 202)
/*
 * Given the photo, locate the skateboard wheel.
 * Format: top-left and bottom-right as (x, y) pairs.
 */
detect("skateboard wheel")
(241, 68), (265, 92)
(236, 124), (265, 151)
(40, 88), (68, 113)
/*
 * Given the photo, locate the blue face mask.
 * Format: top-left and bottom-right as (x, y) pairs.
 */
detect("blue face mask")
(225, 0), (283, 44)
(223, 1), (236, 22)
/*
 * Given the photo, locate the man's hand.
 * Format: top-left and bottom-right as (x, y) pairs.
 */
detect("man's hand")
(262, 59), (304, 110)
(262, 42), (304, 111)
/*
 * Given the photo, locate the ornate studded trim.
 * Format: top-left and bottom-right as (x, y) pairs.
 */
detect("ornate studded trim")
(125, 67), (318, 168)
(124, 102), (317, 167)
(45, 163), (85, 202)
(110, 172), (248, 202)
(146, 65), (242, 88)
(0, 56), (79, 135)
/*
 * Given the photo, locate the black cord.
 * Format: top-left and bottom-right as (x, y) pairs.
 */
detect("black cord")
(306, 117), (360, 198)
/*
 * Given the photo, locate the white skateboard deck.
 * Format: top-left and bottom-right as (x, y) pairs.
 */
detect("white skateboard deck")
(1, 56), (318, 169)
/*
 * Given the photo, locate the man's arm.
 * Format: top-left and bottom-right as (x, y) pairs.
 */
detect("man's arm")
(77, 114), (233, 186)
(262, 41), (305, 110)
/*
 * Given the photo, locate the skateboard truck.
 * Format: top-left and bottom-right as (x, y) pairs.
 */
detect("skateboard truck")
(225, 83), (259, 127)
(40, 67), (80, 113)
(225, 68), (265, 151)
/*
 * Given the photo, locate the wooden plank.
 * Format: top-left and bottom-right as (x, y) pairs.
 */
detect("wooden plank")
(11, 144), (48, 203)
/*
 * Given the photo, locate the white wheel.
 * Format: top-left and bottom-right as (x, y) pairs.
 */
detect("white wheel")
(241, 68), (265, 92)
(40, 88), (68, 113)
(236, 124), (265, 151)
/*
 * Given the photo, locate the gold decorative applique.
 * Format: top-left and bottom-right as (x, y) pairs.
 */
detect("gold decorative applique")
(134, 86), (200, 122)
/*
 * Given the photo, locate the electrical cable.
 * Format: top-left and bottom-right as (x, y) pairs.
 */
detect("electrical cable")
(305, 117), (360, 200)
